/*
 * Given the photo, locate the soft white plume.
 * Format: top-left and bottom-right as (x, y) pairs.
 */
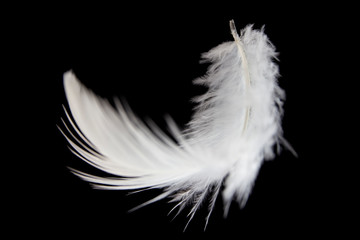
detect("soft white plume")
(59, 21), (294, 229)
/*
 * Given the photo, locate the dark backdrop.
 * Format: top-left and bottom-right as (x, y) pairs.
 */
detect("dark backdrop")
(9, 2), (350, 238)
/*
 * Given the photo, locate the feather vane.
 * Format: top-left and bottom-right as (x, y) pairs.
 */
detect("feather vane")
(59, 20), (294, 228)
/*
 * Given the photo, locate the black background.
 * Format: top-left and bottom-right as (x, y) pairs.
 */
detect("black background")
(8, 2), (353, 238)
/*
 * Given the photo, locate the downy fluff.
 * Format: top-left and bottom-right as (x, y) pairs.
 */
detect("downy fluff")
(59, 21), (294, 228)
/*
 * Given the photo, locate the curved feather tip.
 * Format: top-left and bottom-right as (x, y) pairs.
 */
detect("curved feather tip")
(59, 20), (295, 230)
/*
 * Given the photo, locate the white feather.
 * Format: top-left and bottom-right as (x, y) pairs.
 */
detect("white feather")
(60, 21), (294, 228)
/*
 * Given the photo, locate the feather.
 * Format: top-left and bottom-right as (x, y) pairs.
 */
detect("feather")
(59, 20), (295, 229)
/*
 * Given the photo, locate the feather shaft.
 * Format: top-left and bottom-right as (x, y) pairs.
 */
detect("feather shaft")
(230, 20), (251, 134)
